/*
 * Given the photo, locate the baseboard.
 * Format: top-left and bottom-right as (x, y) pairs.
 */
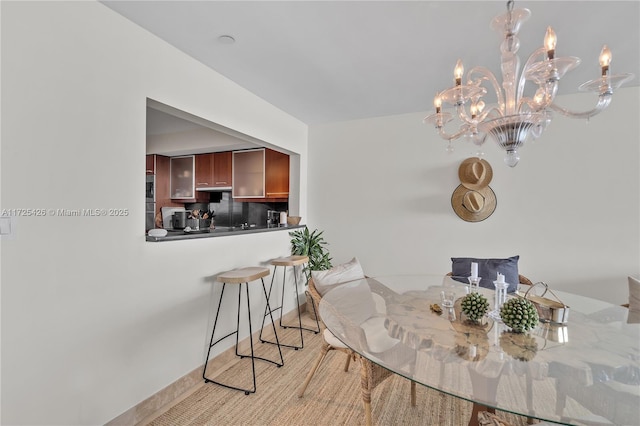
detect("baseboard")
(106, 304), (308, 426)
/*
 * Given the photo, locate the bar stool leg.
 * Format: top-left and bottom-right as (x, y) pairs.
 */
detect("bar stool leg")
(241, 282), (257, 394)
(261, 264), (304, 349)
(278, 264), (304, 349)
(260, 264), (319, 349)
(259, 277), (284, 366)
(203, 283), (227, 382)
(203, 279), (283, 395)
(202, 282), (257, 395)
(291, 266), (305, 348)
(279, 266), (287, 329)
(234, 280), (284, 390)
(259, 266), (281, 343)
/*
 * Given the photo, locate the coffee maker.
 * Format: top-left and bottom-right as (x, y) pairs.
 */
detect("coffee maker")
(267, 210), (281, 227)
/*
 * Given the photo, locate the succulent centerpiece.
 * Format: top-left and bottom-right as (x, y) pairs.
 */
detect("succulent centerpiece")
(500, 298), (539, 333)
(460, 292), (489, 323)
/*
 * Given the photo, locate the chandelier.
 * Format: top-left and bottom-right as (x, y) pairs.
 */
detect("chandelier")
(423, 0), (634, 167)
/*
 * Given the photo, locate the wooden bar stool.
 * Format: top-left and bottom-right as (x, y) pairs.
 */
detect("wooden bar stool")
(202, 266), (284, 395)
(260, 255), (320, 350)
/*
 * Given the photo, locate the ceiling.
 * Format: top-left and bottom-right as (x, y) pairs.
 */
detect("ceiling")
(104, 1), (640, 126)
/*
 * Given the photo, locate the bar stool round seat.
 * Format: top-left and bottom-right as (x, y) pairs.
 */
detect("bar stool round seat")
(270, 255), (309, 268)
(203, 266), (284, 395)
(260, 255), (320, 351)
(216, 266), (270, 283)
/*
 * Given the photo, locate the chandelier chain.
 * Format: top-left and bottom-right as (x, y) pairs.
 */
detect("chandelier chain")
(506, 1), (514, 35)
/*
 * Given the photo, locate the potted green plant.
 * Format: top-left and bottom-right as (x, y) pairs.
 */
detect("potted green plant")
(289, 227), (332, 283)
(289, 227), (332, 321)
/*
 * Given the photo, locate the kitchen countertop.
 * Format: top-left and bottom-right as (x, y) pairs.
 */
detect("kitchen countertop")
(146, 224), (305, 242)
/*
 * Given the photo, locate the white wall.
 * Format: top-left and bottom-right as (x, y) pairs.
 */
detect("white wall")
(1, 2), (307, 425)
(308, 88), (639, 304)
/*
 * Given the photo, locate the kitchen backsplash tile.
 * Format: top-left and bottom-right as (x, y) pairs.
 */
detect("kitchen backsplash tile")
(186, 192), (287, 228)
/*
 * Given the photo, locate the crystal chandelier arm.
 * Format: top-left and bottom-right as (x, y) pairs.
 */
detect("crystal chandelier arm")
(484, 106), (503, 120)
(468, 66), (504, 116)
(517, 47), (549, 104)
(548, 93), (612, 119)
(455, 103), (474, 125)
(518, 97), (543, 113)
(423, 111), (470, 141)
(437, 122), (470, 141)
(518, 79), (558, 113)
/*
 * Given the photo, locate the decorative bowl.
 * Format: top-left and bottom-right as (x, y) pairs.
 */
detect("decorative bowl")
(287, 216), (301, 226)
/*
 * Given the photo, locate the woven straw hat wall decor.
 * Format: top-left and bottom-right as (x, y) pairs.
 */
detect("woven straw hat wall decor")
(451, 157), (496, 222)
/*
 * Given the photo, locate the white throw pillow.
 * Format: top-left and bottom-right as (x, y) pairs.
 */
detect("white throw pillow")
(311, 257), (365, 296)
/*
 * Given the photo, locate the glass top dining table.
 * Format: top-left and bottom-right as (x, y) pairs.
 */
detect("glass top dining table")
(318, 275), (640, 426)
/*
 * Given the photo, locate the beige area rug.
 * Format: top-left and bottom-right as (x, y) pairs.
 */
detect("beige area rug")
(146, 314), (531, 426)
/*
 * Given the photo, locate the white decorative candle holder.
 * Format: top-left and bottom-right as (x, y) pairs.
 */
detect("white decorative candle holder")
(467, 276), (481, 293)
(489, 279), (509, 321)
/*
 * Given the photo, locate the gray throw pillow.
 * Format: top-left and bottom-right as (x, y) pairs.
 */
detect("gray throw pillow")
(451, 256), (520, 293)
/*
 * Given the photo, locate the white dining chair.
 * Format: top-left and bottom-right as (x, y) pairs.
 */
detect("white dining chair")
(298, 277), (416, 426)
(297, 278), (355, 398)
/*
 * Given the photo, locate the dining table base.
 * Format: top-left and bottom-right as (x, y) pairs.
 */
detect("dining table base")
(470, 403), (495, 426)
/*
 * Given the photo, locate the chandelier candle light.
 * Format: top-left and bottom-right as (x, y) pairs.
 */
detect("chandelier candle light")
(423, 0), (634, 167)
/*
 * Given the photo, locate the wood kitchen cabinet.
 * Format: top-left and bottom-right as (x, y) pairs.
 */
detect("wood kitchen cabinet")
(213, 151), (232, 187)
(155, 155), (170, 202)
(146, 155), (155, 175)
(196, 152), (232, 189)
(265, 149), (289, 198)
(195, 153), (214, 189)
(165, 149), (287, 202)
(194, 152), (232, 202)
(233, 148), (289, 202)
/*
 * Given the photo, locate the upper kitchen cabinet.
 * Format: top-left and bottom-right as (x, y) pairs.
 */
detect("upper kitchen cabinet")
(155, 155), (172, 206)
(265, 149), (289, 198)
(233, 149), (265, 198)
(233, 148), (289, 201)
(195, 153), (214, 189)
(146, 155), (155, 175)
(170, 155), (195, 200)
(213, 151), (232, 188)
(195, 152), (232, 190)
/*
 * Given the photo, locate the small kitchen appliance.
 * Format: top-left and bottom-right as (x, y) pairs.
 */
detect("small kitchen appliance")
(267, 210), (284, 227)
(172, 211), (188, 229)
